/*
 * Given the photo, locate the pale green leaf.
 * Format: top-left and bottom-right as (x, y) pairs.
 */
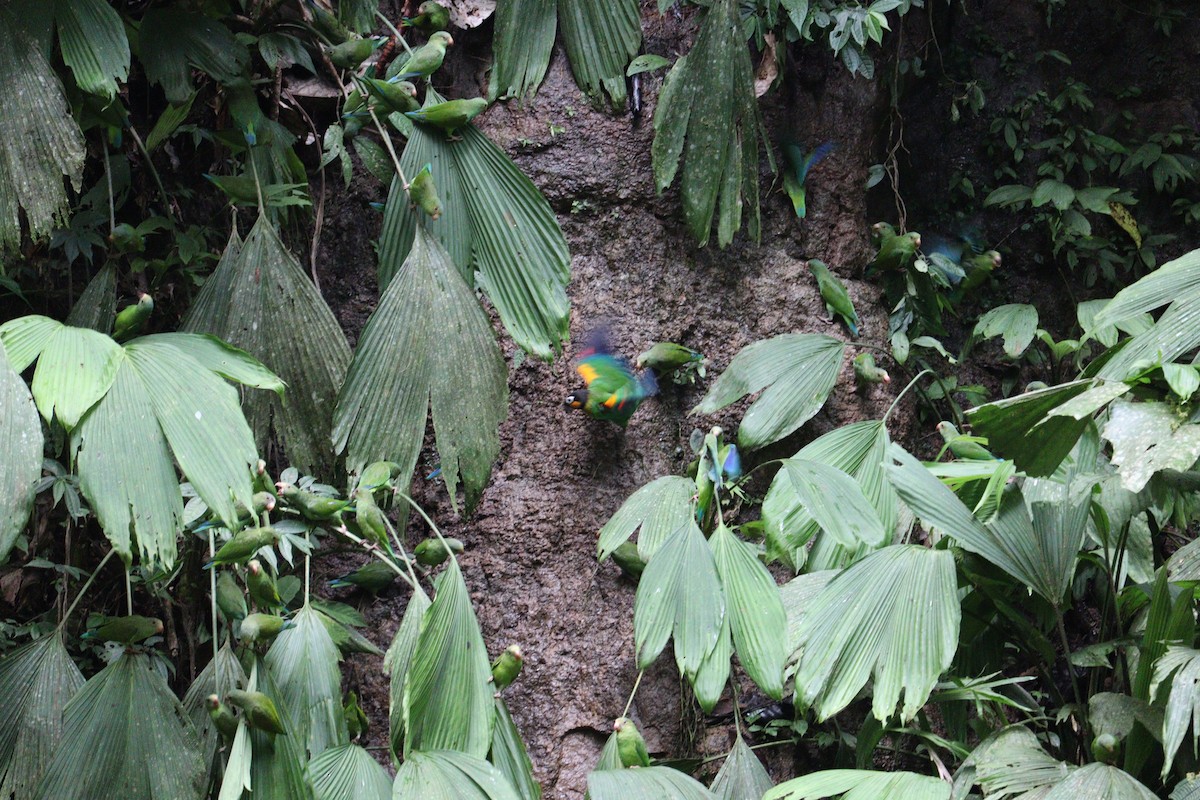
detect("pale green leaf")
(266, 605), (347, 758)
(1173, 776), (1200, 800)
(587, 767), (718, 800)
(765, 769), (949, 800)
(558, 0), (641, 107)
(635, 522), (725, 680)
(386, 587), (431, 758)
(793, 545), (958, 722)
(308, 744), (392, 800)
(31, 653), (204, 800)
(0, 315), (63, 371)
(334, 227), (508, 511)
(1097, 294), (1200, 382)
(1150, 646), (1200, 777)
(1103, 401), (1200, 492)
(693, 334), (845, 450)
(0, 346), (42, 564)
(148, 333), (285, 394)
(29, 323), (123, 428)
(781, 459), (887, 552)
(1093, 246), (1200, 328)
(627, 54), (671, 76)
(1163, 363), (1200, 401)
(403, 561), (494, 758)
(780, 570), (838, 656)
(973, 303), (1039, 358)
(64, 264), (116, 332)
(692, 616), (732, 712)
(55, 0), (129, 99)
(984, 184), (1033, 208)
(393, 750), (521, 799)
(709, 522), (786, 698)
(1031, 178), (1075, 210)
(711, 733), (773, 800)
(490, 698), (541, 800)
(146, 93), (197, 152)
(242, 657), (314, 800)
(181, 642), (246, 793)
(0, 12), (85, 250)
(487, 0), (556, 101)
(0, 632), (84, 797)
(952, 726), (1071, 800)
(1042, 763), (1157, 800)
(1089, 692), (1162, 745)
(596, 475), (695, 561)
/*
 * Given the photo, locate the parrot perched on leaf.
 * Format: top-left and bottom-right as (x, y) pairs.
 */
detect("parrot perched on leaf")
(207, 695), (239, 742)
(403, 1), (451, 32)
(852, 353), (890, 392)
(276, 483), (351, 523)
(414, 536), (463, 567)
(781, 140), (834, 218)
(325, 37), (385, 70)
(351, 488), (393, 553)
(936, 421), (999, 461)
(216, 572), (248, 624)
(252, 460), (277, 499)
(226, 689), (287, 735)
(405, 97), (488, 138)
(406, 163), (443, 220)
(636, 342), (706, 385)
(207, 526), (279, 568)
(808, 259), (860, 336)
(239, 613), (294, 645)
(565, 329), (658, 427)
(353, 76), (419, 116)
(360, 461), (403, 495)
(113, 293), (152, 341)
(329, 560), (399, 593)
(491, 644), (524, 692)
(614, 717), (651, 768)
(866, 225), (921, 275)
(82, 615), (163, 645)
(610, 541), (646, 582)
(387, 31), (453, 81)
(246, 560), (282, 611)
(343, 691), (369, 739)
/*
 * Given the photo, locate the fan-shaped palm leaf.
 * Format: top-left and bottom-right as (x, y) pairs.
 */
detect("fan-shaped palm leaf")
(596, 475), (694, 561)
(55, 0), (130, 99)
(490, 697), (541, 800)
(765, 769), (949, 800)
(711, 733), (773, 800)
(308, 743), (391, 800)
(587, 767), (718, 800)
(0, 346), (42, 564)
(266, 605), (347, 758)
(386, 587), (431, 758)
(393, 750), (521, 799)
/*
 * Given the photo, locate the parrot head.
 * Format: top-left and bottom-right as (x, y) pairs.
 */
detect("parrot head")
(248, 560), (262, 577)
(565, 390), (588, 410)
(206, 694), (221, 710)
(431, 31), (454, 47)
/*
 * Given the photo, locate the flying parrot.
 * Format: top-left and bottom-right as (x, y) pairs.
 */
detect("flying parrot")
(808, 259), (860, 336)
(403, 1), (451, 32)
(387, 31), (453, 81)
(866, 229), (921, 275)
(609, 541), (646, 582)
(405, 97), (488, 138)
(955, 250), (1002, 296)
(112, 293), (152, 341)
(207, 695), (239, 742)
(781, 140), (834, 218)
(329, 559), (399, 593)
(936, 421), (999, 461)
(238, 612), (294, 645)
(414, 536), (464, 567)
(206, 526), (279, 568)
(226, 689), (287, 735)
(82, 615), (163, 645)
(491, 644), (524, 692)
(276, 482), (352, 523)
(352, 76), (419, 116)
(343, 691), (369, 740)
(614, 717), (651, 768)
(245, 560), (282, 611)
(406, 163), (443, 220)
(852, 353), (890, 393)
(565, 329), (658, 427)
(636, 341), (706, 385)
(216, 571), (248, 624)
(324, 37), (385, 70)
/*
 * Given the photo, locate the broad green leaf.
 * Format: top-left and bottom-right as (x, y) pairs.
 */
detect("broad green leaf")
(693, 334), (845, 450)
(489, 698), (541, 800)
(1031, 178), (1075, 210)
(181, 642), (246, 794)
(139, 10), (248, 103)
(55, 0), (129, 99)
(692, 616), (732, 712)
(973, 303), (1038, 358)
(145, 93), (197, 152)
(242, 657), (314, 800)
(393, 750), (521, 799)
(31, 653), (204, 800)
(1078, 297), (1152, 348)
(765, 769), (949, 800)
(709, 522), (786, 698)
(627, 54), (671, 76)
(1097, 295), (1200, 382)
(558, 0), (641, 107)
(181, 217), (349, 475)
(587, 767), (718, 800)
(308, 744), (391, 800)
(711, 733), (773, 800)
(1042, 763), (1157, 800)
(64, 264), (116, 332)
(0, 346), (42, 564)
(984, 184), (1033, 208)
(1093, 246), (1200, 328)
(781, 460), (887, 552)
(386, 587), (431, 758)
(266, 605), (347, 758)
(1174, 776), (1200, 800)
(27, 321), (123, 428)
(780, 570), (838, 655)
(1088, 693), (1161, 748)
(334, 227), (508, 511)
(1163, 362), (1200, 401)
(0, 11), (85, 250)
(148, 333), (285, 393)
(0, 315), (65, 371)
(0, 632), (84, 796)
(651, 0), (762, 247)
(634, 522), (725, 680)
(593, 732), (622, 771)
(1150, 646), (1200, 777)
(1103, 401), (1200, 493)
(793, 545), (958, 722)
(952, 726), (1071, 800)
(487, 0), (556, 101)
(596, 475), (694, 561)
(403, 561), (494, 758)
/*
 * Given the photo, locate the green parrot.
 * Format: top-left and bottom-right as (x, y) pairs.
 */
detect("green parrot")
(233, 491), (277, 523)
(609, 541), (645, 582)
(351, 488), (393, 553)
(614, 717), (651, 768)
(565, 329), (658, 427)
(490, 644), (524, 692)
(252, 460), (277, 499)
(343, 691), (369, 740)
(112, 293), (152, 341)
(852, 353), (890, 393)
(387, 31), (453, 81)
(403, 1), (451, 32)
(693, 427), (743, 527)
(405, 97), (488, 138)
(936, 421), (999, 461)
(1092, 733), (1120, 765)
(808, 259), (859, 336)
(216, 571), (248, 625)
(329, 560), (399, 593)
(245, 559), (282, 611)
(866, 228), (921, 275)
(635, 342), (706, 385)
(353, 76), (419, 116)
(305, 0), (351, 44)
(226, 689), (287, 735)
(406, 163), (443, 220)
(276, 482), (351, 523)
(955, 249), (1002, 296)
(238, 612), (294, 645)
(207, 526), (279, 568)
(82, 615), (163, 645)
(414, 536), (464, 567)
(781, 140), (833, 218)
(207, 694), (239, 742)
(870, 221), (896, 247)
(359, 460), (403, 495)
(325, 37), (385, 70)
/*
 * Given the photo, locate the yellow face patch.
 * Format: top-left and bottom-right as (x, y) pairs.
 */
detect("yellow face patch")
(577, 363), (599, 384)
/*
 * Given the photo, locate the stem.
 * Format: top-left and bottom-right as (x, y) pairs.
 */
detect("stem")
(336, 525), (420, 593)
(58, 548), (117, 628)
(209, 529), (221, 692)
(376, 10), (415, 58)
(884, 368), (932, 424)
(103, 138), (115, 235)
(304, 527), (312, 607)
(1055, 607), (1086, 728)
(127, 127), (177, 225)
(249, 147), (266, 213)
(620, 669), (645, 720)
(125, 567), (133, 615)
(366, 105), (410, 188)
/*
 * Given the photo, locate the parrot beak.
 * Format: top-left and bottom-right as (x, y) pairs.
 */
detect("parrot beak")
(565, 391), (586, 409)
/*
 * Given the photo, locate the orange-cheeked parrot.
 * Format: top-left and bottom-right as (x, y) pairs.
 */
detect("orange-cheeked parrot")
(565, 330), (657, 427)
